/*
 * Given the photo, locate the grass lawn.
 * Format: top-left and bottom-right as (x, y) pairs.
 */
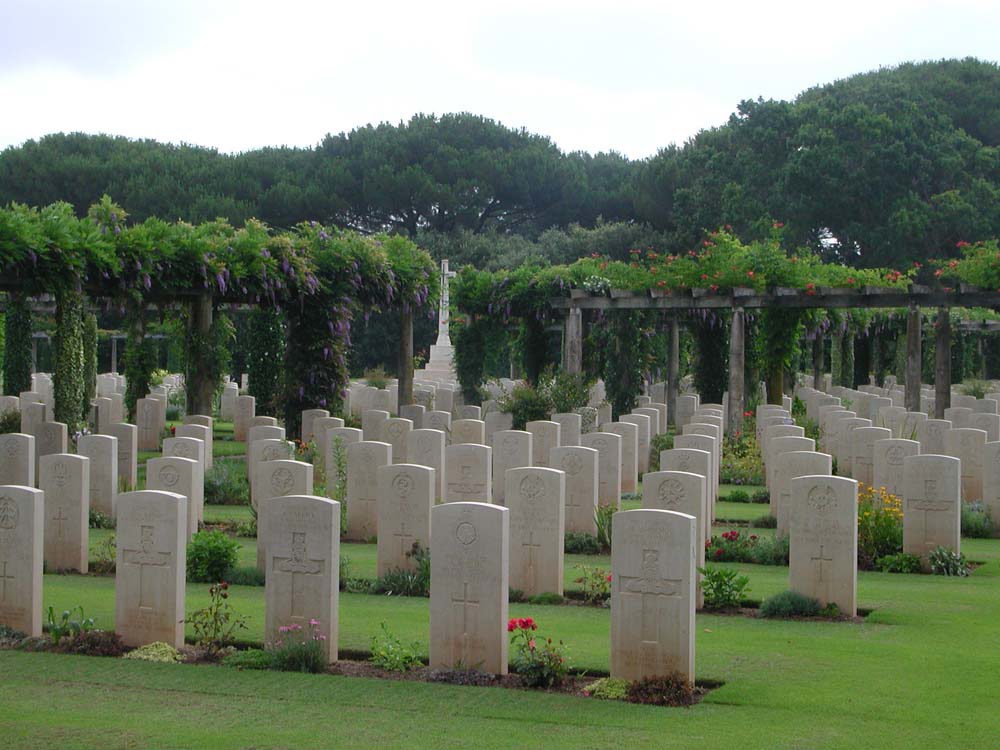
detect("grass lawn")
(15, 518), (997, 748)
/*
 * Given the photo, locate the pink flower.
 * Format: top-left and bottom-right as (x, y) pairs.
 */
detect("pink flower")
(309, 618), (320, 626)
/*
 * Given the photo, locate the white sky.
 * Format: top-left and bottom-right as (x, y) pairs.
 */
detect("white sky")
(0, 0), (997, 159)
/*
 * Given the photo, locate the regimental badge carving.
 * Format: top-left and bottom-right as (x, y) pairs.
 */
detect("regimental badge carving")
(2, 439), (17, 460)
(808, 484), (837, 513)
(271, 467), (295, 496)
(657, 478), (685, 507)
(0, 497), (19, 530)
(52, 461), (69, 488)
(560, 453), (583, 475)
(263, 445), (286, 461)
(924, 479), (938, 501)
(455, 521), (477, 546)
(159, 464), (180, 488)
(173, 442), (193, 459)
(519, 474), (545, 501)
(387, 422), (405, 440)
(501, 436), (520, 458)
(392, 473), (414, 498)
(886, 445), (905, 466)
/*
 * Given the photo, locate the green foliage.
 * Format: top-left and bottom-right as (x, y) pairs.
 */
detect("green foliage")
(91, 534), (116, 574)
(750, 515), (778, 529)
(2, 293), (32, 396)
(373, 542), (431, 597)
(267, 621), (328, 673)
(246, 308), (285, 415)
(564, 532), (601, 555)
(857, 484), (904, 570)
(0, 408), (21, 434)
(760, 590), (822, 618)
(720, 432), (764, 486)
(539, 368), (593, 414)
(928, 546), (971, 577)
(82, 312), (97, 413)
(690, 315), (729, 403)
(726, 490), (751, 503)
(874, 553), (923, 574)
(369, 622), (423, 672)
(588, 310), (655, 417)
(961, 503), (993, 538)
(508, 617), (570, 688)
(185, 582), (248, 650)
(54, 629), (126, 657)
(220, 565), (264, 587)
(123, 304), (156, 421)
(88, 509), (115, 530)
(124, 642), (183, 663)
(698, 566), (751, 609)
(450, 316), (507, 404)
(53, 287), (85, 431)
(204, 459), (250, 506)
(573, 565), (612, 605)
(363, 365), (389, 390)
(497, 383), (553, 430)
(222, 648), (273, 670)
(583, 677), (630, 701)
(45, 605), (96, 646)
(626, 674), (699, 707)
(186, 531), (240, 583)
(707, 530), (789, 565)
(595, 505), (615, 552)
(648, 433), (673, 471)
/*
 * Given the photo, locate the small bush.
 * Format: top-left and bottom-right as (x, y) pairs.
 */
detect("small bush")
(528, 592), (564, 605)
(223, 565), (265, 586)
(564, 532), (602, 555)
(232, 519), (257, 538)
(187, 531), (240, 583)
(750, 489), (770, 504)
(185, 582), (248, 651)
(962, 503), (993, 539)
(875, 553), (923, 574)
(595, 505), (615, 552)
(928, 546), (971, 577)
(91, 534), (116, 575)
(45, 605), (96, 646)
(55, 630), (126, 657)
(726, 489), (751, 503)
(268, 621), (328, 673)
(365, 366), (390, 390)
(0, 408), (20, 435)
(750, 514), (778, 529)
(706, 530), (788, 566)
(508, 617), (570, 688)
(698, 566), (750, 609)
(574, 565), (612, 605)
(369, 622), (423, 672)
(857, 483), (903, 570)
(759, 590), (821, 619)
(540, 369), (594, 414)
(584, 677), (630, 701)
(222, 648), (273, 670)
(204, 459), (250, 506)
(648, 433), (673, 471)
(626, 674), (699, 707)
(373, 542), (430, 597)
(498, 384), (554, 430)
(124, 642), (183, 663)
(88, 509), (115, 530)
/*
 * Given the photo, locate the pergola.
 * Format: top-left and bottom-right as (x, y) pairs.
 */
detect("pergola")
(553, 285), (1000, 434)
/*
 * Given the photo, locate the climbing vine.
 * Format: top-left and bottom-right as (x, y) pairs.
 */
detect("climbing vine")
(246, 308), (285, 416)
(82, 311), (98, 418)
(53, 286), (85, 430)
(2, 293), (32, 396)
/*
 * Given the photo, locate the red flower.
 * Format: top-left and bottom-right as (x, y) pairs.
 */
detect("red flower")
(773, 222), (784, 229)
(746, 270), (755, 279)
(606, 574), (612, 583)
(714, 548), (723, 558)
(956, 240), (970, 248)
(934, 269), (944, 278)
(507, 619), (517, 632)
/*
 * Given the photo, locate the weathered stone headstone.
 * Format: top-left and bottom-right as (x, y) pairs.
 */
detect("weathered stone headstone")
(451, 419), (487, 446)
(621, 414), (651, 475)
(250, 416), (278, 429)
(458, 405), (482, 420)
(642, 470), (706, 607)
(265, 494), (339, 663)
(406, 429), (447, 502)
(106, 423), (137, 491)
(849, 427), (892, 486)
(943, 407), (972, 429)
(362, 409), (390, 442)
(77, 434), (118, 519)
(903, 454), (961, 562)
(248, 439), (295, 508)
(610, 509), (695, 682)
(115, 490), (187, 647)
(551, 413), (582, 447)
(445, 444), (493, 503)
(399, 404), (425, 429)
(40, 454), (90, 573)
(35, 421), (67, 479)
(603, 422), (638, 494)
(944, 428), (986, 502)
(789, 475), (858, 616)
(551, 446), (599, 535)
(424, 410), (452, 434)
(383, 418), (414, 464)
(491, 430), (532, 505)
(310, 416), (345, 472)
(505, 467), (565, 596)
(147, 456), (203, 539)
(772, 451), (832, 537)
(20, 401), (46, 440)
(581, 432), (622, 509)
(917, 418), (952, 455)
(0, 433), (34, 487)
(233, 395), (256, 442)
(0, 485), (44, 636)
(254, 460), (314, 570)
(136, 398), (162, 451)
(345, 442), (392, 540)
(967, 412), (1000, 442)
(174, 424), (212, 471)
(872, 439), (920, 498)
(300, 409), (330, 444)
(981, 441), (1000, 532)
(377, 464), (434, 577)
(836, 417), (872, 475)
(634, 407), (661, 439)
(524, 420), (560, 469)
(220, 383), (239, 421)
(429, 502), (509, 674)
(324, 426), (363, 490)
(675, 395), (697, 428)
(163, 436), (206, 488)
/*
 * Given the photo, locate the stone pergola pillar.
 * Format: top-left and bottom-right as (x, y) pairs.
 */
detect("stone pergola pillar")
(110, 335), (118, 374)
(667, 315), (679, 427)
(727, 308), (745, 436)
(563, 307), (583, 374)
(905, 304), (922, 413)
(811, 334), (823, 389)
(934, 307), (951, 419)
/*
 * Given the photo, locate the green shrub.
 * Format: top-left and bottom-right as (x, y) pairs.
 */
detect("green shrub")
(540, 369), (593, 414)
(760, 590), (821, 618)
(185, 582), (248, 651)
(91, 534), (116, 574)
(186, 531), (240, 583)
(45, 605), (96, 646)
(750, 514), (778, 529)
(564, 532), (602, 555)
(0, 409), (20, 435)
(583, 677), (630, 701)
(595, 505), (614, 552)
(223, 565), (265, 586)
(962, 503), (993, 538)
(222, 648), (273, 670)
(204, 459), (250, 505)
(268, 621), (328, 673)
(365, 366), (390, 390)
(124, 642), (183, 663)
(648, 433), (674, 471)
(720, 432), (763, 485)
(88, 509), (115, 530)
(857, 484), (903, 570)
(750, 489), (770, 504)
(373, 542), (430, 597)
(706, 530), (788, 565)
(498, 384), (554, 430)
(698, 566), (750, 609)
(528, 592), (564, 605)
(928, 546), (971, 577)
(574, 565), (611, 605)
(874, 553), (923, 574)
(369, 622), (423, 672)
(54, 629), (125, 657)
(726, 489), (751, 503)
(626, 674), (699, 706)
(508, 617), (570, 688)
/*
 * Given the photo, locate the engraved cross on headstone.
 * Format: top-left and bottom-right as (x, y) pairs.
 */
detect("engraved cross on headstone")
(908, 479), (953, 551)
(811, 545), (834, 583)
(451, 580), (479, 666)
(523, 530), (541, 590)
(619, 549), (681, 665)
(394, 522), (414, 560)
(51, 507), (68, 541)
(272, 532), (325, 620)
(122, 525), (171, 610)
(0, 560), (13, 602)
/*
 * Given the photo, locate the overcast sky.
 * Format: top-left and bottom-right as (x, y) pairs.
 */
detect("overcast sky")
(0, 0), (997, 159)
